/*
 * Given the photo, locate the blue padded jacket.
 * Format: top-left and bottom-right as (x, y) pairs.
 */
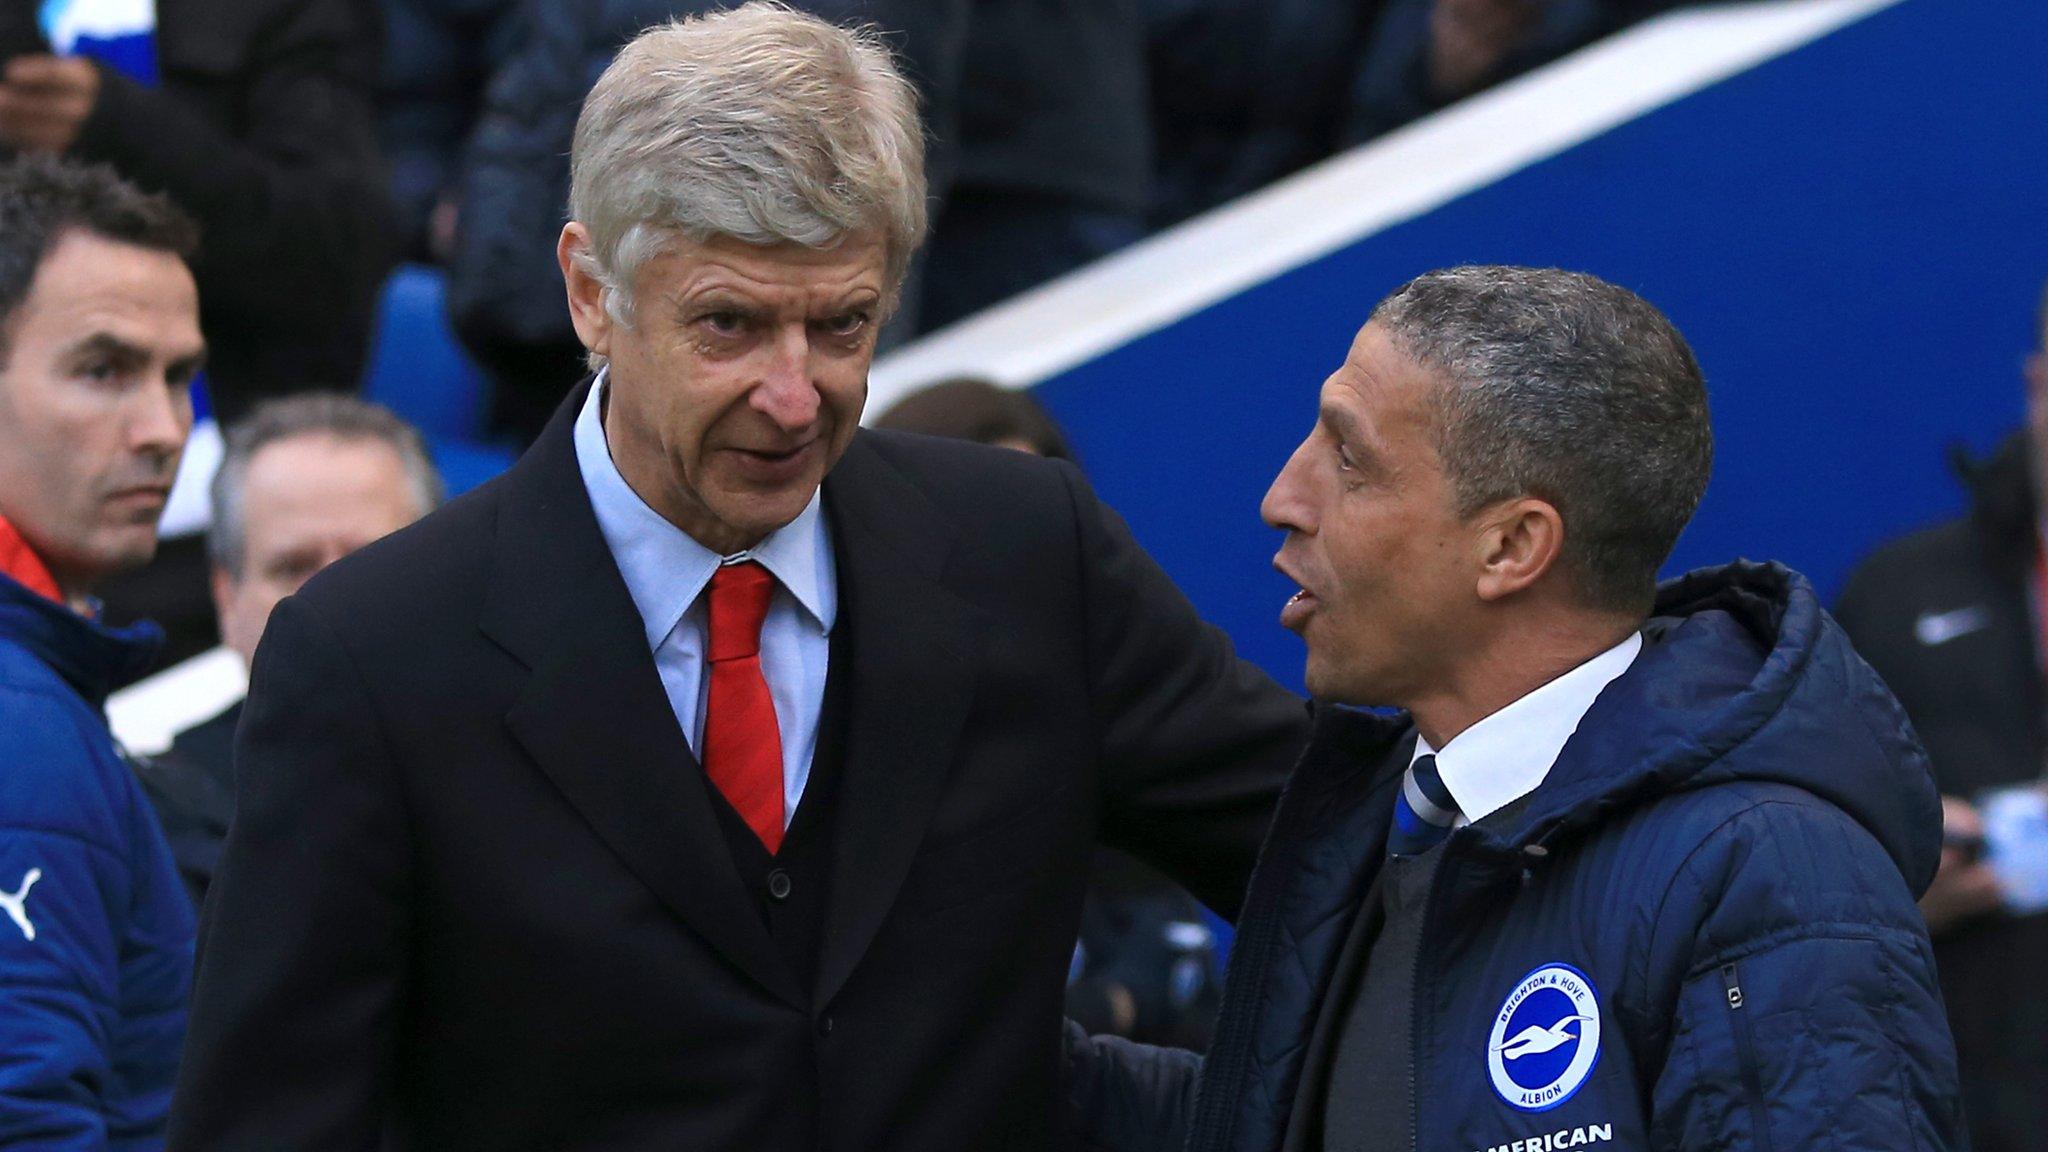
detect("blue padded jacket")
(1070, 562), (1968, 1152)
(0, 573), (194, 1151)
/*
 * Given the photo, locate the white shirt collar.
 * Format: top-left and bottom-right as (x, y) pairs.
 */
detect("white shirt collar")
(1410, 632), (1643, 823)
(573, 370), (837, 650)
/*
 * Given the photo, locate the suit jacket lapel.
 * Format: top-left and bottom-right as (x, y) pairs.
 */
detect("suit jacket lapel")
(811, 434), (985, 1008)
(480, 379), (803, 1008)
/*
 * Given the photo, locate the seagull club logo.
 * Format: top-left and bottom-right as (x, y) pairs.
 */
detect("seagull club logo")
(1488, 963), (1602, 1112)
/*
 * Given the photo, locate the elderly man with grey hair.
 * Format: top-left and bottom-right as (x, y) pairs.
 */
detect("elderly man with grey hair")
(1068, 266), (1964, 1152)
(168, 6), (1306, 1151)
(138, 394), (441, 911)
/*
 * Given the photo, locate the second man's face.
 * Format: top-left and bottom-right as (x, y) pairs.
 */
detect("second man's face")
(0, 230), (203, 600)
(1260, 322), (1487, 707)
(569, 229), (887, 555)
(213, 434), (428, 666)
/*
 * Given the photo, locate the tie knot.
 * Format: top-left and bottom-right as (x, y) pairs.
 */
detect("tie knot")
(707, 560), (775, 662)
(1405, 755), (1459, 826)
(1388, 753), (1462, 858)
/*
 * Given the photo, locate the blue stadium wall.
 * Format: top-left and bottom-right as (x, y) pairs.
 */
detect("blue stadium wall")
(1030, 0), (2048, 694)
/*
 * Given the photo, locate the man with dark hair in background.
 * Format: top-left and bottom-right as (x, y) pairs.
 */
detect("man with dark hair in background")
(138, 393), (442, 911)
(0, 0), (394, 419)
(0, 155), (205, 1151)
(1070, 266), (1964, 1152)
(1835, 280), (2048, 1152)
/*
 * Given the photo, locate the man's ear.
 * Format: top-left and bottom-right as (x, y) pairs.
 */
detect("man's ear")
(558, 222), (614, 360)
(2026, 352), (2047, 398)
(208, 565), (237, 622)
(1474, 498), (1564, 603)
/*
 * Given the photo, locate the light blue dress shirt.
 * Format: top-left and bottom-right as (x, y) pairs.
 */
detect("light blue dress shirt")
(573, 373), (837, 827)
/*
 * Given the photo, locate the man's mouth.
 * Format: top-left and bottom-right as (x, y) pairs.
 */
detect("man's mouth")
(728, 439), (820, 481)
(1280, 587), (1318, 632)
(1274, 554), (1318, 632)
(105, 484), (171, 511)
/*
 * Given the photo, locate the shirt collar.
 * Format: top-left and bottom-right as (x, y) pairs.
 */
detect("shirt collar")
(0, 513), (63, 604)
(1411, 631), (1642, 823)
(573, 370), (836, 649)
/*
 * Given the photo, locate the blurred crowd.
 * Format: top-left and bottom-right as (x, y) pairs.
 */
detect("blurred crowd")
(7, 0), (1692, 444)
(5, 1), (2046, 1150)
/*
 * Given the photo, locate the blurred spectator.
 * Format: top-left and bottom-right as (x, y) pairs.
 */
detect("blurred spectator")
(1835, 285), (2048, 1152)
(377, 0), (520, 263)
(448, 0), (971, 442)
(1342, 0), (1682, 144)
(873, 377), (1222, 1047)
(0, 155), (202, 1152)
(915, 0), (1150, 331)
(1143, 0), (1386, 229)
(136, 394), (441, 911)
(0, 0), (397, 422)
(1145, 0), (1686, 228)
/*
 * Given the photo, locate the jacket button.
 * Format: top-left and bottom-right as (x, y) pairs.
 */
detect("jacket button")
(767, 870), (793, 901)
(816, 1014), (835, 1038)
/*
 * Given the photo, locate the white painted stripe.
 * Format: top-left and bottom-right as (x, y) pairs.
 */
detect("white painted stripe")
(107, 645), (247, 757)
(158, 417), (219, 539)
(867, 0), (1902, 416)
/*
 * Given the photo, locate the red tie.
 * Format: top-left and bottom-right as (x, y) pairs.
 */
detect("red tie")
(703, 561), (786, 853)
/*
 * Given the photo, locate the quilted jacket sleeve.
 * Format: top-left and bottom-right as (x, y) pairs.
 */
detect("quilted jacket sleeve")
(0, 688), (139, 1150)
(1646, 795), (1968, 1151)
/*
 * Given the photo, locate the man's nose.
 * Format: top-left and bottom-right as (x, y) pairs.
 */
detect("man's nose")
(753, 326), (822, 430)
(128, 376), (193, 461)
(1260, 441), (1316, 533)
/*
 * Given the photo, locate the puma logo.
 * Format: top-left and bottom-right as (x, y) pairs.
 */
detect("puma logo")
(2, 868), (42, 941)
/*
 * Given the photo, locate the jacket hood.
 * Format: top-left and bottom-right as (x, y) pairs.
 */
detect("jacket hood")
(0, 571), (162, 709)
(1466, 560), (1941, 894)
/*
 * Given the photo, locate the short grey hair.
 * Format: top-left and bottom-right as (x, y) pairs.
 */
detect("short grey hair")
(568, 2), (928, 327)
(1372, 266), (1713, 614)
(208, 393), (443, 577)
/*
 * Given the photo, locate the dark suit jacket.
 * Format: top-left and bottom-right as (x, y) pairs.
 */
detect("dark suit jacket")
(135, 700), (242, 911)
(167, 379), (1307, 1151)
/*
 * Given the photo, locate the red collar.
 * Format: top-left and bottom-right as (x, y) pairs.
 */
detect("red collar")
(0, 515), (63, 603)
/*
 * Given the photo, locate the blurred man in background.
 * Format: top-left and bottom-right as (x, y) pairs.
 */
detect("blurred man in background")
(137, 394), (442, 911)
(1835, 281), (2048, 1152)
(0, 0), (394, 419)
(0, 155), (203, 1152)
(375, 0), (518, 265)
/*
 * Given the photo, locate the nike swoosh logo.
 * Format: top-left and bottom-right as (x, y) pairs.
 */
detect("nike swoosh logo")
(1914, 606), (1991, 647)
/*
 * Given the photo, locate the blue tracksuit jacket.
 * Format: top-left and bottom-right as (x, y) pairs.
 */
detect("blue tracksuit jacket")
(0, 573), (194, 1150)
(1071, 562), (1968, 1152)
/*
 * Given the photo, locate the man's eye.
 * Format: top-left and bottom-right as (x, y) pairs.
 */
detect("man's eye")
(701, 311), (747, 335)
(80, 361), (117, 383)
(817, 312), (870, 338)
(1336, 443), (1358, 471)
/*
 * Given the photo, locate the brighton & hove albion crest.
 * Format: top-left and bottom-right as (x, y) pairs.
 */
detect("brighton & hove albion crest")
(1488, 963), (1602, 1112)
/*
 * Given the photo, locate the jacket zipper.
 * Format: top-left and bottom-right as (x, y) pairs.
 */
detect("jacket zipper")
(1719, 962), (1776, 1152)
